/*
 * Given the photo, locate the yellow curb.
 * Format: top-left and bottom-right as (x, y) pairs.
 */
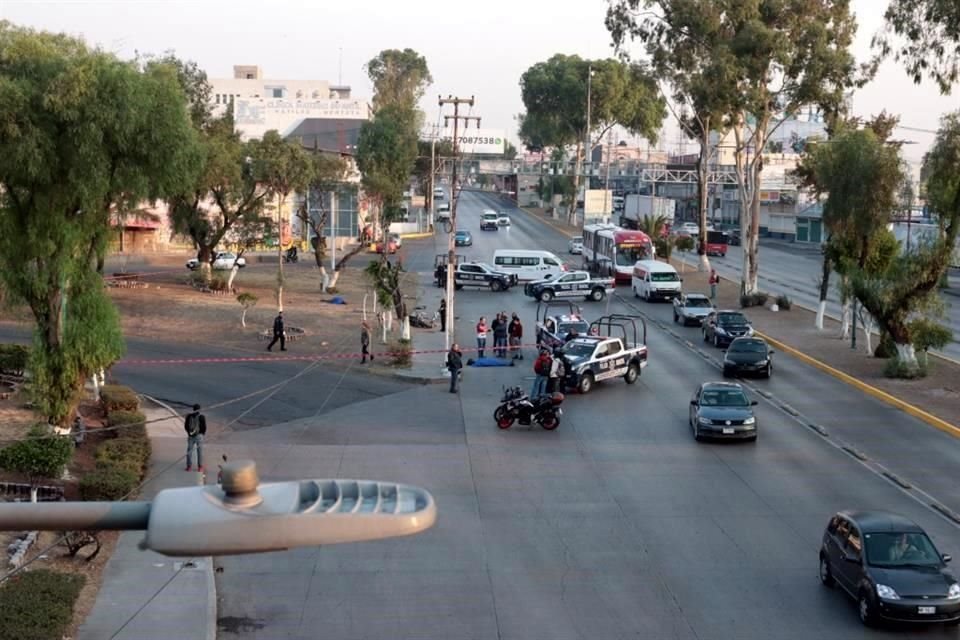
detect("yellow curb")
(755, 330), (960, 439)
(519, 207), (577, 239)
(399, 232), (434, 239)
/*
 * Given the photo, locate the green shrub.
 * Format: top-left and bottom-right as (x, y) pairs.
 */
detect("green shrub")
(883, 356), (928, 379)
(188, 270), (207, 287)
(874, 332), (896, 358)
(94, 438), (151, 477)
(107, 409), (147, 439)
(79, 466), (139, 501)
(740, 292), (769, 308)
(0, 343), (28, 376)
(100, 384), (139, 413)
(775, 294), (792, 310)
(390, 339), (412, 367)
(209, 275), (228, 291)
(0, 569), (84, 640)
(0, 424), (73, 489)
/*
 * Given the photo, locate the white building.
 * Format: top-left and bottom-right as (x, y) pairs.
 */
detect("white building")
(210, 65), (352, 113)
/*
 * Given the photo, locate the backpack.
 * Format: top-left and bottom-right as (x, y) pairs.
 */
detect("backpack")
(186, 413), (200, 437)
(535, 355), (552, 376)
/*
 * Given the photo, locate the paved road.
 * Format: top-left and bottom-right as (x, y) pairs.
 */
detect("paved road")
(211, 190), (960, 639)
(673, 239), (960, 361)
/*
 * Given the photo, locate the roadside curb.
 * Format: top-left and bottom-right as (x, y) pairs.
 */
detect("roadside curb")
(363, 365), (448, 385)
(754, 331), (960, 440)
(138, 394), (218, 640)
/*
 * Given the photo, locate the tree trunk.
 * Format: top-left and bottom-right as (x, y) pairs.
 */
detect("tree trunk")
(894, 342), (918, 369)
(862, 313), (874, 355)
(227, 265), (239, 292)
(30, 486), (38, 503)
(380, 311), (388, 344)
(816, 251), (831, 330)
(571, 142), (583, 226)
(401, 315), (411, 341)
(697, 126), (712, 273)
(241, 308), (248, 328)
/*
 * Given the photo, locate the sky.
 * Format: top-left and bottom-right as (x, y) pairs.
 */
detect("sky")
(2, 0), (957, 165)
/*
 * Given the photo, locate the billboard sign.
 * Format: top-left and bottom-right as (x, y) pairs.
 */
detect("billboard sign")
(584, 189), (613, 215)
(439, 128), (505, 155)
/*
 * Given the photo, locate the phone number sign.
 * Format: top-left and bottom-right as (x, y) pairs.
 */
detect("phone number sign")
(440, 128), (505, 155)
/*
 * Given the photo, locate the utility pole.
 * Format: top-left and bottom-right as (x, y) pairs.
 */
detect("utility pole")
(438, 95), (478, 369)
(277, 199), (284, 311)
(583, 63), (593, 229)
(604, 130), (613, 223)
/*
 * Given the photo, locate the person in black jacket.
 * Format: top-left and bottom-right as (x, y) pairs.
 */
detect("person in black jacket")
(267, 311), (287, 351)
(184, 403), (207, 472)
(447, 343), (463, 393)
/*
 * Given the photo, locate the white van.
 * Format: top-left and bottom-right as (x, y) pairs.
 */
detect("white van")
(632, 260), (681, 301)
(436, 202), (451, 220)
(493, 249), (566, 281)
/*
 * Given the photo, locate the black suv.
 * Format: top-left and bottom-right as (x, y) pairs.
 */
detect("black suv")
(819, 510), (960, 627)
(702, 310), (754, 347)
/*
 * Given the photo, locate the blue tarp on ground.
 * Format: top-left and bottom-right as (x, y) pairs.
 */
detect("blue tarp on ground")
(327, 296), (347, 304)
(468, 358), (515, 367)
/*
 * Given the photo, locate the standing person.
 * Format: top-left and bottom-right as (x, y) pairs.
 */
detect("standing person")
(476, 316), (488, 359)
(184, 403), (207, 472)
(266, 311), (286, 351)
(708, 269), (720, 303)
(490, 313), (502, 357)
(360, 321), (373, 363)
(547, 348), (566, 393)
(71, 414), (86, 448)
(446, 343), (463, 393)
(438, 298), (447, 332)
(531, 348), (551, 398)
(508, 312), (523, 360)
(494, 311), (509, 358)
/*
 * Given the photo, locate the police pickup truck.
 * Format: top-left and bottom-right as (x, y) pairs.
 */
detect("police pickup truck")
(452, 262), (518, 292)
(558, 314), (648, 394)
(535, 301), (590, 351)
(523, 270), (615, 303)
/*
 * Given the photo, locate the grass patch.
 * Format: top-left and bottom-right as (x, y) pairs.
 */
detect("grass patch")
(883, 357), (928, 379)
(0, 569), (84, 640)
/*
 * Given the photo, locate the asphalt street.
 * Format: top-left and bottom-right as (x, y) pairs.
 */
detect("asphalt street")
(673, 237), (960, 361)
(208, 189), (960, 639)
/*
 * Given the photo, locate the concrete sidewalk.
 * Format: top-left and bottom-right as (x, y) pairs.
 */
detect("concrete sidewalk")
(403, 271), (451, 383)
(78, 401), (215, 640)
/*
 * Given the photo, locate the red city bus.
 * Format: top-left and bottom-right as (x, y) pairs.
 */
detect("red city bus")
(582, 224), (655, 283)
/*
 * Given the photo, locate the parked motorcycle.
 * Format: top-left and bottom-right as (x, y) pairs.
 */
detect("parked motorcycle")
(493, 386), (563, 430)
(283, 247), (299, 263)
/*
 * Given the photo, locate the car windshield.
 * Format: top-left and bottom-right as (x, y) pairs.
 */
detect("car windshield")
(650, 272), (679, 282)
(616, 246), (650, 266)
(483, 214), (498, 220)
(865, 532), (942, 567)
(572, 237), (583, 244)
(557, 321), (589, 336)
(700, 389), (750, 407)
(685, 298), (712, 308)
(561, 341), (597, 358)
(475, 263), (495, 272)
(718, 313), (747, 325)
(730, 341), (767, 353)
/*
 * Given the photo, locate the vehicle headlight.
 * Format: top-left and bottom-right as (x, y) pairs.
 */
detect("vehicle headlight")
(948, 583), (960, 600)
(715, 327), (727, 335)
(743, 416), (755, 425)
(757, 359), (769, 366)
(876, 584), (900, 600)
(746, 327), (755, 336)
(697, 416), (712, 425)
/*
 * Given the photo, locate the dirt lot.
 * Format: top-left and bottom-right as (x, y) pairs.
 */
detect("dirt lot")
(671, 259), (960, 427)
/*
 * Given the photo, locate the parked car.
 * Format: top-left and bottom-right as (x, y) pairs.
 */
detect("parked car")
(186, 252), (246, 271)
(726, 226), (742, 245)
(688, 381), (758, 441)
(672, 293), (714, 325)
(702, 310), (754, 347)
(497, 211), (511, 226)
(722, 337), (774, 378)
(819, 510), (960, 627)
(454, 230), (473, 246)
(678, 222), (699, 236)
(569, 236), (584, 255)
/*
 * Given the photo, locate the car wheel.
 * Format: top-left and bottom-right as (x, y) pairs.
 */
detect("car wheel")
(673, 311), (679, 323)
(858, 591), (878, 627)
(818, 554), (835, 588)
(633, 286), (639, 298)
(494, 406), (514, 429)
(722, 368), (732, 379)
(539, 289), (554, 302)
(624, 363), (639, 384)
(454, 284), (463, 291)
(590, 288), (605, 302)
(490, 280), (503, 292)
(764, 364), (772, 379)
(578, 372), (594, 394)
(693, 422), (703, 442)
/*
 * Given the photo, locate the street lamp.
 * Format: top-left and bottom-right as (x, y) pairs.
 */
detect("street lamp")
(583, 64), (595, 228)
(0, 460), (437, 556)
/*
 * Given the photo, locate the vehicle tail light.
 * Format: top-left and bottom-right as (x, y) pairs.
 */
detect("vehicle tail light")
(551, 392), (565, 405)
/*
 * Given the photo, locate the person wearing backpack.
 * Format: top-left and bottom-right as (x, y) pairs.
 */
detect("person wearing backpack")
(184, 403), (207, 472)
(547, 348), (566, 393)
(531, 348), (551, 398)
